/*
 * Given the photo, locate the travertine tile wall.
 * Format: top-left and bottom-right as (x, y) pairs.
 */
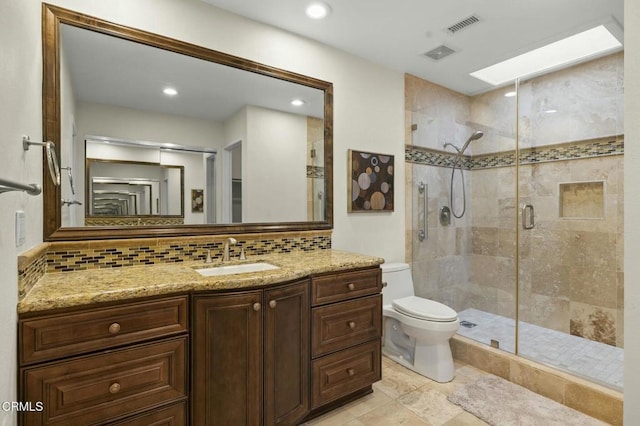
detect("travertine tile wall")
(405, 52), (624, 348)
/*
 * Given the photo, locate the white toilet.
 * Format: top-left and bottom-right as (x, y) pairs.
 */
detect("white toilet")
(381, 262), (459, 383)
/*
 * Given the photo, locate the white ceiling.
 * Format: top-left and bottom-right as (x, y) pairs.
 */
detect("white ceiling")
(200, 0), (624, 95)
(61, 25), (325, 122)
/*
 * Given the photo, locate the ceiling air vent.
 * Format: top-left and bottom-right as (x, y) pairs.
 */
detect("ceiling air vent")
(446, 14), (480, 35)
(423, 45), (456, 61)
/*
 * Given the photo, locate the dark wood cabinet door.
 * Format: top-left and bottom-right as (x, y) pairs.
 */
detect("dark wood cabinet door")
(264, 280), (310, 425)
(192, 291), (263, 425)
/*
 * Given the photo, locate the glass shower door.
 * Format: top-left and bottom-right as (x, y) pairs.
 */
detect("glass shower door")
(516, 53), (624, 389)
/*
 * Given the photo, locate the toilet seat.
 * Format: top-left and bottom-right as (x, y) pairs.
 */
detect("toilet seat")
(392, 296), (457, 322)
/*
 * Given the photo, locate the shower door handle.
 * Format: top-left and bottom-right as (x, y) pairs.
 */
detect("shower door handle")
(522, 204), (535, 230)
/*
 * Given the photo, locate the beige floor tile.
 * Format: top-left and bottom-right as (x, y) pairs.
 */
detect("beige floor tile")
(373, 365), (432, 399)
(342, 389), (393, 417)
(397, 387), (464, 425)
(442, 411), (490, 426)
(355, 400), (430, 425)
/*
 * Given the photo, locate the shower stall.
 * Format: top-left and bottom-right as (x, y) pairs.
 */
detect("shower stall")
(405, 51), (624, 390)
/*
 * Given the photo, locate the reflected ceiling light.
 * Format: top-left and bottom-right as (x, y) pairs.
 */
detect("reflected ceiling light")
(163, 87), (178, 96)
(291, 99), (306, 106)
(306, 2), (331, 19)
(470, 25), (622, 86)
(504, 91), (516, 97)
(544, 109), (558, 114)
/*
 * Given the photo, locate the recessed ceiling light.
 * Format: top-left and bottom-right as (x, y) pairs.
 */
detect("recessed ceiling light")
(504, 91), (516, 97)
(163, 87), (178, 96)
(306, 2), (331, 19)
(291, 99), (306, 107)
(470, 25), (622, 86)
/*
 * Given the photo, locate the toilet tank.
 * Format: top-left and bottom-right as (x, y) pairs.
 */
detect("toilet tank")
(380, 262), (415, 306)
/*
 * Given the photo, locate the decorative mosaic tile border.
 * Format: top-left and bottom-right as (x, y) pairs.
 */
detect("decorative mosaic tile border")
(404, 147), (472, 169)
(307, 165), (325, 178)
(17, 231), (332, 297)
(85, 217), (185, 226)
(406, 136), (623, 170)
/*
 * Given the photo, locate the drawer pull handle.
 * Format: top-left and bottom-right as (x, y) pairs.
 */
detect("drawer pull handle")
(348, 321), (356, 329)
(253, 302), (261, 311)
(347, 283), (355, 291)
(347, 368), (355, 376)
(108, 323), (121, 334)
(269, 300), (277, 309)
(109, 382), (121, 394)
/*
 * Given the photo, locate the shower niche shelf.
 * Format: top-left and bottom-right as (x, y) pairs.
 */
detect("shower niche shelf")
(559, 181), (605, 219)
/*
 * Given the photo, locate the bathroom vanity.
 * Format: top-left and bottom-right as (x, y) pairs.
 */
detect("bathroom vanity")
(17, 251), (383, 425)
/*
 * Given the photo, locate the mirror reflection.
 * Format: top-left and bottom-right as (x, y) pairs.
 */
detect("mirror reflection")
(59, 23), (326, 228)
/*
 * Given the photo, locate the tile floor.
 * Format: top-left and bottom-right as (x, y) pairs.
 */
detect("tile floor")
(303, 357), (491, 425)
(457, 308), (624, 389)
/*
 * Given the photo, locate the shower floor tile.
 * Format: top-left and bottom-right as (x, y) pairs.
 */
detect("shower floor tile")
(457, 308), (623, 390)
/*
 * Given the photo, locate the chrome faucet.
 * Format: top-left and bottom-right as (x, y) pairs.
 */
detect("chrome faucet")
(222, 237), (237, 262)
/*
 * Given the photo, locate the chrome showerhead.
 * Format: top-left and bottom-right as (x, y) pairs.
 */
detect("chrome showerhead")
(459, 130), (484, 154)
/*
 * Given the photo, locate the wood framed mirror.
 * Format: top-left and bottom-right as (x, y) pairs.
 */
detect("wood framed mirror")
(42, 4), (333, 241)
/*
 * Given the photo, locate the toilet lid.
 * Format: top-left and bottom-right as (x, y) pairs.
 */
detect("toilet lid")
(392, 296), (458, 322)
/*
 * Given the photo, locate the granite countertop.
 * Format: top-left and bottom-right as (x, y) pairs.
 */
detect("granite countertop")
(18, 249), (384, 314)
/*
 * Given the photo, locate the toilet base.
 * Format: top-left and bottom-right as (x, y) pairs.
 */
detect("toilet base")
(382, 340), (455, 383)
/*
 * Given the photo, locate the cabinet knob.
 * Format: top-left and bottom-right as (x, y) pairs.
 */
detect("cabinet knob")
(269, 300), (277, 309)
(253, 302), (261, 311)
(382, 281), (388, 288)
(108, 322), (121, 334)
(347, 368), (355, 376)
(109, 382), (121, 394)
(348, 321), (356, 329)
(347, 283), (355, 291)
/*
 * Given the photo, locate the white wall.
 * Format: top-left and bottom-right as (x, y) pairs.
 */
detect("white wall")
(0, 1), (44, 424)
(625, 0), (640, 422)
(60, 40), (78, 225)
(245, 105), (307, 222)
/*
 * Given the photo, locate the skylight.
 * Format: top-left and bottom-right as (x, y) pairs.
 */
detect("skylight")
(470, 25), (622, 86)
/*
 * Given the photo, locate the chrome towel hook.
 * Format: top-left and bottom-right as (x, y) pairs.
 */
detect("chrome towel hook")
(23, 136), (61, 187)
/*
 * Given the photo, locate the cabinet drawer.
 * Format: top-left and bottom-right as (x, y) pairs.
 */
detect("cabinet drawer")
(311, 340), (381, 408)
(21, 337), (187, 426)
(20, 296), (188, 365)
(111, 402), (186, 426)
(312, 295), (382, 357)
(311, 268), (381, 306)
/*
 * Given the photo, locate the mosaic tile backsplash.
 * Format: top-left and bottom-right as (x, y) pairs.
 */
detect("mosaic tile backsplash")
(18, 231), (332, 299)
(406, 136), (623, 169)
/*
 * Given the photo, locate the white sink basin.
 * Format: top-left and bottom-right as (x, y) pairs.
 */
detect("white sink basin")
(195, 262), (279, 277)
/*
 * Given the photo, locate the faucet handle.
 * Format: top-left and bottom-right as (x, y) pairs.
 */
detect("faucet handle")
(205, 249), (212, 264)
(239, 248), (246, 260)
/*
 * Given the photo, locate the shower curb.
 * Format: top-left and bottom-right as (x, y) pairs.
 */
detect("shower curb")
(451, 334), (623, 425)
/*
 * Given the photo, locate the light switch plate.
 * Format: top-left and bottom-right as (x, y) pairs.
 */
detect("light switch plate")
(15, 210), (25, 247)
